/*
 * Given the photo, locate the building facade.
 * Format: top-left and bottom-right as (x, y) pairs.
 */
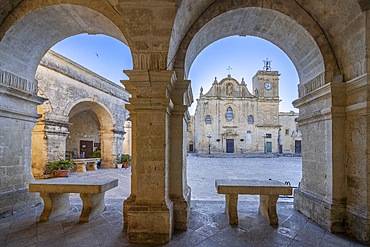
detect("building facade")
(192, 66), (301, 154)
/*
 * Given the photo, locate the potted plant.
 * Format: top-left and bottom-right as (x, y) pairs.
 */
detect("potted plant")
(90, 149), (101, 158)
(44, 159), (74, 178)
(116, 154), (131, 169)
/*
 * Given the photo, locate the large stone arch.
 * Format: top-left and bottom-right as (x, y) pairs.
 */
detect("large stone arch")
(0, 2), (132, 217)
(169, 0), (364, 82)
(166, 0), (369, 244)
(0, 3), (130, 85)
(170, 1), (343, 89)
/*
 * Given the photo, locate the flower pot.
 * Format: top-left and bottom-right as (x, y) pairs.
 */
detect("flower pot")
(117, 163), (123, 169)
(123, 162), (130, 168)
(53, 170), (69, 177)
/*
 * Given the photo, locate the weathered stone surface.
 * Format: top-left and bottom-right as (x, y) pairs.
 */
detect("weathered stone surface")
(0, 0), (369, 244)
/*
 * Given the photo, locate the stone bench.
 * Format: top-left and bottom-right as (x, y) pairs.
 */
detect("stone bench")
(29, 178), (118, 222)
(215, 179), (292, 226)
(72, 158), (100, 172)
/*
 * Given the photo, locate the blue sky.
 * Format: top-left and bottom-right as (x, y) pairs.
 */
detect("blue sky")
(52, 34), (299, 115)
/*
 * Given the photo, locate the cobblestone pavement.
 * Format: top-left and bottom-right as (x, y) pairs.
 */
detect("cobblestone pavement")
(0, 156), (365, 246)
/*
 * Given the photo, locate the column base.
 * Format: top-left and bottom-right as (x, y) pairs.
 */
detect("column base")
(172, 186), (191, 231)
(126, 202), (174, 244)
(347, 205), (370, 245)
(294, 188), (346, 233)
(123, 195), (136, 230)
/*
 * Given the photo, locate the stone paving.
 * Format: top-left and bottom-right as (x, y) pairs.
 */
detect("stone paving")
(0, 156), (366, 246)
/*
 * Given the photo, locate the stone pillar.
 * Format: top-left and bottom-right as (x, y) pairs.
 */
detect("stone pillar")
(100, 129), (120, 168)
(32, 119), (69, 178)
(31, 121), (48, 179)
(123, 121), (132, 155)
(170, 78), (193, 231)
(121, 70), (175, 244)
(345, 9), (370, 244)
(0, 71), (44, 216)
(293, 82), (347, 232)
(45, 120), (69, 161)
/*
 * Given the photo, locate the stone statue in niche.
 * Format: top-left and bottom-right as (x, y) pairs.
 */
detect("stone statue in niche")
(227, 83), (233, 95)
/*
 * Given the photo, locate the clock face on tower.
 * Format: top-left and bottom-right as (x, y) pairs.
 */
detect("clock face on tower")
(264, 81), (272, 91)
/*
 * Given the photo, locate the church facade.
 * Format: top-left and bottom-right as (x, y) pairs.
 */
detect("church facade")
(191, 66), (301, 154)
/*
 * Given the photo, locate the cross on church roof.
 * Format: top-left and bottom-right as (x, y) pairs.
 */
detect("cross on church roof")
(227, 66), (232, 77)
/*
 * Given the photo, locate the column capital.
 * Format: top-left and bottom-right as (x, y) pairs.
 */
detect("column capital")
(121, 70), (176, 99)
(126, 98), (174, 113)
(171, 79), (193, 107)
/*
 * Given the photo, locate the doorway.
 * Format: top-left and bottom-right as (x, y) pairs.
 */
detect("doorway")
(266, 142), (272, 153)
(226, 139), (234, 153)
(80, 140), (93, 158)
(295, 140), (302, 154)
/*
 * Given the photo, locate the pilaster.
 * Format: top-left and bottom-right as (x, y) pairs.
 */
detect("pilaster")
(170, 77), (192, 231)
(0, 74), (44, 216)
(121, 70), (175, 244)
(100, 129), (120, 168)
(293, 81), (347, 233)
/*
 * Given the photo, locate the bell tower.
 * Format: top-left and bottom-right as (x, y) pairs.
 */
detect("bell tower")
(252, 58), (280, 99)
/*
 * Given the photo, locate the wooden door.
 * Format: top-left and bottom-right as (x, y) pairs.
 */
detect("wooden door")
(80, 140), (93, 158)
(226, 139), (234, 153)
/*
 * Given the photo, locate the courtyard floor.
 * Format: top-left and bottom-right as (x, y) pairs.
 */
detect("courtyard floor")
(0, 155), (365, 246)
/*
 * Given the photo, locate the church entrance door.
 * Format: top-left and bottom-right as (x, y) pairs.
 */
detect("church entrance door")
(266, 142), (272, 153)
(295, 140), (301, 154)
(226, 139), (234, 153)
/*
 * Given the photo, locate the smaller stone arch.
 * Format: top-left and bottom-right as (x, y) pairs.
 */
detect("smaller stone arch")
(63, 98), (116, 130)
(65, 99), (120, 168)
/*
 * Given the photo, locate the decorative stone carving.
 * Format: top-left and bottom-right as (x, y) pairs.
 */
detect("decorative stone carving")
(132, 52), (167, 70)
(298, 73), (325, 98)
(0, 69), (38, 95)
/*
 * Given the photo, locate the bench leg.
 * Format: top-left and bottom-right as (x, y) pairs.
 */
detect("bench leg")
(87, 161), (98, 171)
(39, 192), (70, 222)
(76, 162), (87, 172)
(259, 195), (279, 226)
(79, 193), (106, 222)
(225, 194), (238, 225)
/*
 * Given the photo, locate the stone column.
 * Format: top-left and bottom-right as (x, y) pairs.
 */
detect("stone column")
(100, 129), (119, 168)
(44, 120), (69, 161)
(32, 119), (69, 178)
(121, 70), (175, 244)
(170, 78), (193, 231)
(293, 81), (347, 233)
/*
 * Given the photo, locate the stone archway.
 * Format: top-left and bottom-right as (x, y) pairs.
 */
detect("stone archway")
(66, 100), (118, 169)
(0, 2), (131, 217)
(168, 0), (368, 243)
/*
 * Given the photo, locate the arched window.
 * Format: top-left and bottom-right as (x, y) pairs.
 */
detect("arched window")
(225, 107), (234, 121)
(248, 115), (254, 124)
(205, 115), (212, 124)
